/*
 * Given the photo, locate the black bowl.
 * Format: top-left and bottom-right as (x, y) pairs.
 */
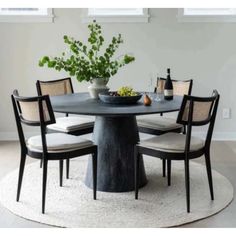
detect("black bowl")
(98, 92), (142, 105)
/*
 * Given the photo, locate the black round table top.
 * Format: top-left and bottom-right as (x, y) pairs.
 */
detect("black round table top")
(50, 92), (183, 117)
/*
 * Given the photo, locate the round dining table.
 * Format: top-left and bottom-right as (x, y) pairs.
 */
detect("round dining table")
(50, 93), (183, 192)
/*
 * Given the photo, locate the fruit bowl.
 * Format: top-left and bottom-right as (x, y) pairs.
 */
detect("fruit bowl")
(98, 91), (142, 105)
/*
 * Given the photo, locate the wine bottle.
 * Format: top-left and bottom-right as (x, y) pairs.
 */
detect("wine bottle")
(164, 68), (173, 100)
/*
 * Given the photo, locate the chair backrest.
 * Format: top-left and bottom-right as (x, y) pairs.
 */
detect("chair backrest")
(177, 90), (219, 126)
(12, 90), (56, 153)
(155, 78), (193, 96)
(36, 77), (74, 96)
(177, 90), (220, 152)
(12, 90), (55, 127)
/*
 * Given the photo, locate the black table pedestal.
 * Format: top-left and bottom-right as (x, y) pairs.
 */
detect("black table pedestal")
(85, 116), (147, 192)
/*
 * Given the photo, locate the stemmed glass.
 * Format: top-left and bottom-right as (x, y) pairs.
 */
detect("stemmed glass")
(147, 73), (155, 100)
(155, 76), (163, 102)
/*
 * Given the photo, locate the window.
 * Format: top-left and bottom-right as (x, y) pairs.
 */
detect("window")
(0, 8), (54, 23)
(178, 8), (236, 22)
(83, 8), (149, 23)
(88, 8), (144, 16)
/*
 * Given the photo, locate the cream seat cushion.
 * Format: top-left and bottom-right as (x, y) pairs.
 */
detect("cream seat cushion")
(47, 116), (95, 132)
(137, 115), (182, 131)
(27, 133), (93, 153)
(139, 133), (204, 153)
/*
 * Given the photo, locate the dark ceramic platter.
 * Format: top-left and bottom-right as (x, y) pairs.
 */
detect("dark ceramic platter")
(98, 92), (142, 105)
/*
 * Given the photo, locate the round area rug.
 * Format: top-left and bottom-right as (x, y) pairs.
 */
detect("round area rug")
(0, 156), (233, 228)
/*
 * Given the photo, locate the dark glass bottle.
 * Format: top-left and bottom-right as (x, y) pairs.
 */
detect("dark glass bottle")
(164, 68), (173, 100)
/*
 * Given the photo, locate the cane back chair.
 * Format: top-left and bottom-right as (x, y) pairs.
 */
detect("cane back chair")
(36, 78), (95, 179)
(12, 90), (97, 214)
(137, 78), (193, 177)
(135, 90), (220, 212)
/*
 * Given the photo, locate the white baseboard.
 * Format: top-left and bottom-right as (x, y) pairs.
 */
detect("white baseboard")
(141, 132), (236, 141)
(1, 131), (236, 141)
(193, 132), (236, 141)
(0, 132), (39, 141)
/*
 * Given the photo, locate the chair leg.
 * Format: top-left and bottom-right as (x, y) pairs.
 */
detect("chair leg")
(184, 158), (190, 213)
(134, 149), (140, 200)
(16, 151), (26, 202)
(205, 150), (214, 200)
(92, 153), (97, 200)
(183, 125), (186, 134)
(66, 159), (70, 179)
(162, 159), (166, 177)
(59, 160), (63, 187)
(40, 159), (43, 168)
(167, 160), (171, 186)
(42, 159), (48, 214)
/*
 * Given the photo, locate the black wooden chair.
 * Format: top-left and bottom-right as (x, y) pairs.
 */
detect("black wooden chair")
(11, 90), (97, 214)
(36, 78), (94, 179)
(135, 90), (220, 212)
(137, 78), (193, 177)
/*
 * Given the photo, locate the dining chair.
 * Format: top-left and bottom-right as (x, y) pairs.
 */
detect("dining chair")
(11, 90), (97, 214)
(137, 78), (193, 177)
(36, 78), (95, 179)
(134, 90), (220, 212)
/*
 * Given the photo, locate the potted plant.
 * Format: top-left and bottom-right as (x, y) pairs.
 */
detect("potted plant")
(39, 20), (135, 98)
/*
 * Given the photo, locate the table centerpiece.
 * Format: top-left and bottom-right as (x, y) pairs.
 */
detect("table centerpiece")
(39, 20), (135, 99)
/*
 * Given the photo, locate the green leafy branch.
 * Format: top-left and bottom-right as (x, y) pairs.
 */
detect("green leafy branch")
(39, 21), (135, 82)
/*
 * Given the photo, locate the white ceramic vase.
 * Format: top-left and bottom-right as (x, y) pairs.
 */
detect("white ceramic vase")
(88, 78), (109, 99)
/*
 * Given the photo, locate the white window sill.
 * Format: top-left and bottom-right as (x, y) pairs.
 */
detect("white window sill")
(82, 15), (150, 23)
(0, 15), (54, 23)
(177, 9), (236, 23)
(177, 15), (236, 23)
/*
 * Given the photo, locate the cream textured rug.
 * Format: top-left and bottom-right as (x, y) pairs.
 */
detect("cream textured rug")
(0, 156), (233, 228)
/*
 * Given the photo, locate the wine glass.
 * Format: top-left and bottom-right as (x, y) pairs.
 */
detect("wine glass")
(155, 75), (163, 102)
(148, 73), (154, 100)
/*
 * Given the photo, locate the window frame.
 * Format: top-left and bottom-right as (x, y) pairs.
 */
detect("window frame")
(82, 8), (150, 23)
(177, 8), (236, 23)
(0, 8), (54, 23)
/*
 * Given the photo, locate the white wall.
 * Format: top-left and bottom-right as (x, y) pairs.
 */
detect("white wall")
(0, 8), (235, 140)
